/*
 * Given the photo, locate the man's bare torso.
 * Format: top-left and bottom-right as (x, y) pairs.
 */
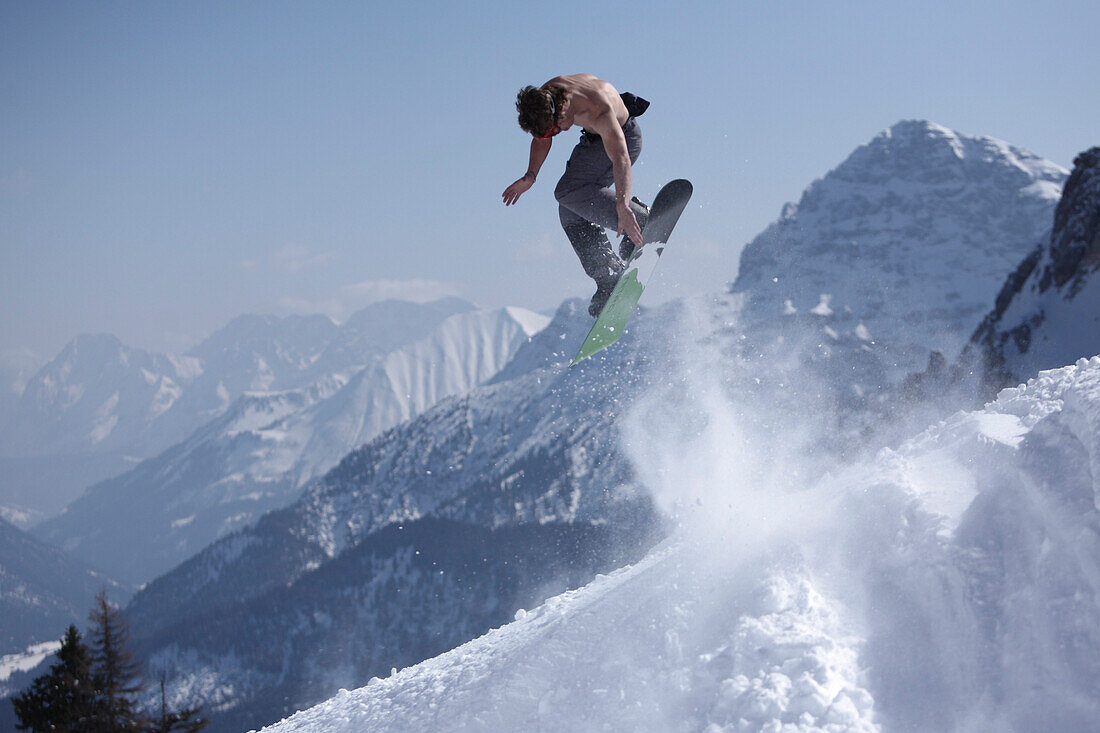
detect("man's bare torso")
(543, 74), (629, 134)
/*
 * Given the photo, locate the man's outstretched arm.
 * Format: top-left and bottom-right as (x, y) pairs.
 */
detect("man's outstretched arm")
(503, 137), (553, 206)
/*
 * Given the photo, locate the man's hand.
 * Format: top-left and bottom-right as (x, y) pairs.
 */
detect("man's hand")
(617, 203), (643, 249)
(502, 173), (535, 206)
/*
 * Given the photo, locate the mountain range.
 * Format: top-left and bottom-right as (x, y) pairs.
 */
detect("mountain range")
(30, 305), (548, 586)
(0, 298), (486, 524)
(5, 119), (1095, 732)
(107, 120), (1087, 731)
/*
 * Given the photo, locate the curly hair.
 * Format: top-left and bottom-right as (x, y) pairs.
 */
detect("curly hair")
(516, 84), (566, 137)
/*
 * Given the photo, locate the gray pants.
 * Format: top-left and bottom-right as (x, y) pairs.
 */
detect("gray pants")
(554, 118), (648, 286)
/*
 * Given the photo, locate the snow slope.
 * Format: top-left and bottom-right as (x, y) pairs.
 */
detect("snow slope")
(262, 355), (1100, 733)
(35, 306), (548, 585)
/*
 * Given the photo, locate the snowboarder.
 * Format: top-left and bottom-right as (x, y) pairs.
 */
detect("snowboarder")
(502, 74), (651, 317)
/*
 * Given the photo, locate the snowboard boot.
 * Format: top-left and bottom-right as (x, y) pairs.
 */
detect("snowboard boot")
(588, 272), (622, 318)
(563, 221), (626, 317)
(618, 196), (650, 263)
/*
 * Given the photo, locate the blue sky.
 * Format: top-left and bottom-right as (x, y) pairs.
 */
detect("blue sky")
(2, 0), (1097, 360)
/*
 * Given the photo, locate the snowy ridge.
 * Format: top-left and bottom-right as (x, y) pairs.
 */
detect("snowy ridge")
(303, 297), (479, 379)
(970, 146), (1100, 385)
(1, 333), (196, 457)
(185, 313), (340, 395)
(34, 306), (548, 585)
(262, 356), (1100, 733)
(0, 642), (62, 688)
(296, 307), (550, 483)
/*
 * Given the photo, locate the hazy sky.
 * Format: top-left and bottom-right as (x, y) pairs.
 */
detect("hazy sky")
(2, 0), (1097, 361)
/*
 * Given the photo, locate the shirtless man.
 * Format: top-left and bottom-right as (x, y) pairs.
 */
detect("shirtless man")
(502, 74), (650, 316)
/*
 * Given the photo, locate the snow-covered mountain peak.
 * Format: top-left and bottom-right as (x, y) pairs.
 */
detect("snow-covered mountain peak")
(44, 333), (157, 386)
(836, 119), (1065, 188)
(58, 332), (126, 359)
(189, 313), (338, 356)
(3, 335), (188, 457)
(840, 119), (968, 179)
(732, 119), (1068, 379)
(338, 296), (476, 332)
(186, 313), (340, 393)
(304, 297), (479, 380)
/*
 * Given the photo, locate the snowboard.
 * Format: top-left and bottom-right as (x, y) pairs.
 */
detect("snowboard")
(570, 178), (693, 366)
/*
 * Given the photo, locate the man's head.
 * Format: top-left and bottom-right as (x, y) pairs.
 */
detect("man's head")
(516, 85), (566, 138)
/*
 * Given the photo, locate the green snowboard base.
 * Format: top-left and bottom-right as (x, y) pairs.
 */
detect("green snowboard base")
(570, 179), (693, 366)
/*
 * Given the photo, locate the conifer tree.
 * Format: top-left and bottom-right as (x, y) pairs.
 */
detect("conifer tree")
(87, 589), (145, 732)
(12, 625), (96, 731)
(15, 593), (209, 732)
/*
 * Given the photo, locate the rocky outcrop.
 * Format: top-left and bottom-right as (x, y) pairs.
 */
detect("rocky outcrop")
(969, 147), (1100, 389)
